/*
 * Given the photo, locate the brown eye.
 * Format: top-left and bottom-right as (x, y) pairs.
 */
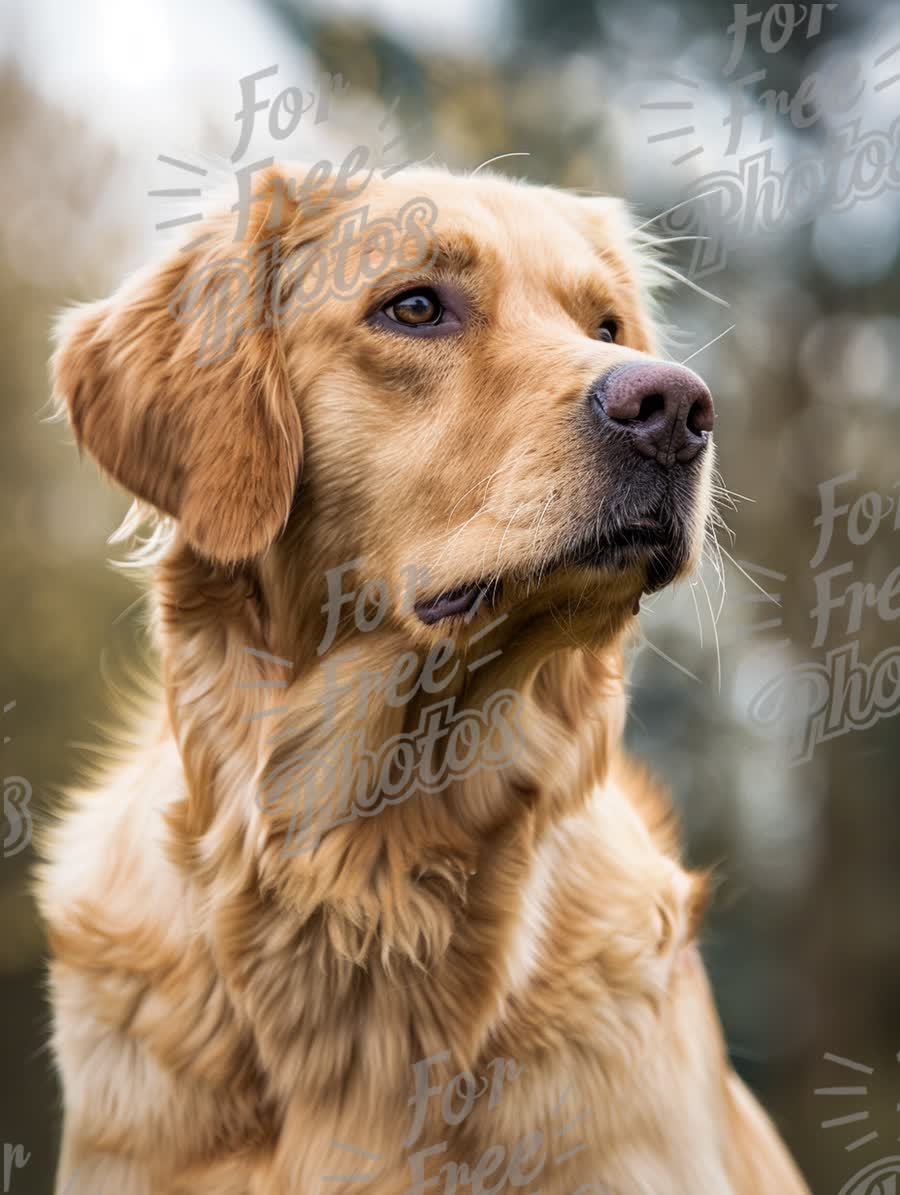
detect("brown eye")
(384, 290), (443, 327)
(597, 319), (618, 343)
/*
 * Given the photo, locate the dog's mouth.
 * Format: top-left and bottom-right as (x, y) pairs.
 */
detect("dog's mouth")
(414, 509), (686, 625)
(414, 580), (503, 626)
(564, 512), (687, 592)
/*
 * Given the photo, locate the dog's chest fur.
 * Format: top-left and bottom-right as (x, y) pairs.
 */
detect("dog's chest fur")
(40, 721), (731, 1194)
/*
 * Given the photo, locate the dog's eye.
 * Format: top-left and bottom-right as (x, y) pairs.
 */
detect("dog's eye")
(383, 290), (443, 327)
(370, 285), (463, 338)
(596, 319), (619, 343)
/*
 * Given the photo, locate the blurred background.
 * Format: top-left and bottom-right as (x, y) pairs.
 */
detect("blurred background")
(2, 0), (899, 1190)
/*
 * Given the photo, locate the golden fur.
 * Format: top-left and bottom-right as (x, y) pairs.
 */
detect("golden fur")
(38, 165), (810, 1193)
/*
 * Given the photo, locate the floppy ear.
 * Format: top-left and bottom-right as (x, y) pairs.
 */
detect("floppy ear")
(53, 166), (304, 564)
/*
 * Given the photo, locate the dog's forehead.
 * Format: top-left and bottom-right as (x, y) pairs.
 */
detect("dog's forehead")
(357, 167), (630, 280)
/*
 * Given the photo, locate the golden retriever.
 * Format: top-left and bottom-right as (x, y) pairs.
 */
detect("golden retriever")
(38, 163), (810, 1194)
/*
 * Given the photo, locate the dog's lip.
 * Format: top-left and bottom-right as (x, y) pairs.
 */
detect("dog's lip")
(595, 518), (667, 546)
(566, 508), (675, 560)
(413, 581), (501, 625)
(412, 519), (672, 625)
(572, 515), (685, 593)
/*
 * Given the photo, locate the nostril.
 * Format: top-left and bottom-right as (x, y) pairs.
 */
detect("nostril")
(686, 401), (704, 435)
(686, 392), (714, 435)
(638, 393), (665, 422)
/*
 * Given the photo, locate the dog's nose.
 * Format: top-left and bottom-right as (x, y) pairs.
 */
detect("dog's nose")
(592, 362), (715, 465)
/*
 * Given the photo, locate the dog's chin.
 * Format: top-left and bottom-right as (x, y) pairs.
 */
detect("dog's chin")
(562, 518), (689, 593)
(414, 514), (692, 626)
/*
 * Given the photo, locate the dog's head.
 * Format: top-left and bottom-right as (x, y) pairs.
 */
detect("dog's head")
(54, 164), (714, 654)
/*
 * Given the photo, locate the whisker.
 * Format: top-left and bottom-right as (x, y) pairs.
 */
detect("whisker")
(489, 502), (529, 577)
(722, 549), (785, 603)
(472, 152), (531, 176)
(651, 262), (730, 309)
(444, 455), (528, 527)
(688, 579), (704, 650)
(629, 187), (725, 235)
(639, 636), (702, 683)
(705, 533), (728, 623)
(711, 471), (753, 505)
(433, 503), (494, 572)
(680, 324), (736, 366)
(639, 235), (711, 248)
(529, 490), (557, 560)
(698, 570), (722, 691)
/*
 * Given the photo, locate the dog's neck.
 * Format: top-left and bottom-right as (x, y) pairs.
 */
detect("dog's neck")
(147, 539), (634, 1098)
(155, 540), (626, 964)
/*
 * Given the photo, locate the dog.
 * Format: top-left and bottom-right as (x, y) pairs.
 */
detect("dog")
(38, 163), (810, 1194)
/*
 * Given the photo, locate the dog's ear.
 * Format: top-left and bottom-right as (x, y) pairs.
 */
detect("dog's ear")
(53, 165), (307, 564)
